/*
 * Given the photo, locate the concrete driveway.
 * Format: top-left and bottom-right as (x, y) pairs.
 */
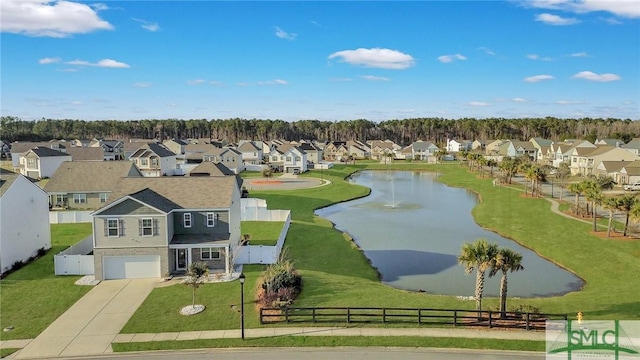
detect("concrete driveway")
(14, 278), (157, 359)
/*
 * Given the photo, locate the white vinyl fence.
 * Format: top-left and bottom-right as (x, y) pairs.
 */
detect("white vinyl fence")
(236, 199), (291, 264)
(54, 236), (95, 275)
(49, 211), (92, 224)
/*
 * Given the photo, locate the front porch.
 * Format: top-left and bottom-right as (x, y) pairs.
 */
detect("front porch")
(169, 234), (233, 275)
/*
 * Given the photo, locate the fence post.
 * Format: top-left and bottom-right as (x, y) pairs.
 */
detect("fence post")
(454, 310), (457, 327)
(286, 307), (290, 323)
(526, 312), (530, 330)
(418, 309), (421, 325)
(260, 308), (264, 324)
(312, 308), (316, 323)
(383, 308), (386, 323)
(347, 308), (351, 324)
(489, 310), (493, 328)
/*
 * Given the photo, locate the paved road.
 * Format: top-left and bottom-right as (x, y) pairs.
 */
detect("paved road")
(14, 279), (156, 359)
(49, 347), (544, 360)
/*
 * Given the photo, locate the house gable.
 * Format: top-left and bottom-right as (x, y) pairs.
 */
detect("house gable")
(96, 198), (165, 216)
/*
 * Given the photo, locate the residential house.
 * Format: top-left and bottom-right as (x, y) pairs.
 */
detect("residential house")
(184, 143), (219, 164)
(123, 141), (155, 160)
(446, 139), (472, 153)
(70, 139), (92, 147)
(267, 144), (308, 173)
(569, 145), (640, 176)
(551, 140), (595, 167)
(595, 138), (625, 147)
(90, 176), (242, 280)
(89, 139), (124, 160)
(595, 161), (632, 184)
(0, 140), (10, 159)
(0, 170), (51, 275)
(64, 147), (105, 161)
(18, 147), (72, 179)
(189, 162), (236, 177)
(202, 147), (244, 173)
(402, 140), (439, 161)
(529, 138), (553, 164)
(368, 140), (400, 160)
(128, 143), (177, 177)
(237, 141), (263, 165)
(163, 138), (188, 156)
(9, 141), (65, 168)
(323, 141), (348, 160)
(616, 161), (640, 185)
(44, 161), (143, 210)
(297, 142), (323, 164)
(485, 140), (505, 155)
(621, 139), (640, 156)
(472, 139), (495, 152)
(347, 140), (370, 160)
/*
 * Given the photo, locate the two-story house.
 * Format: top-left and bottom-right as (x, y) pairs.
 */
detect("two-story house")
(44, 161), (143, 210)
(202, 148), (244, 174)
(163, 138), (188, 156)
(90, 176), (242, 280)
(401, 140), (439, 161)
(19, 147), (72, 179)
(89, 139), (124, 160)
(128, 143), (177, 177)
(570, 145), (640, 176)
(237, 141), (263, 165)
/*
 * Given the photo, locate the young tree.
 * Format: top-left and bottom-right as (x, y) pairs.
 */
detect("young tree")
(617, 194), (638, 236)
(262, 167), (273, 181)
(489, 248), (524, 318)
(183, 261), (209, 308)
(458, 239), (499, 316)
(602, 196), (619, 238)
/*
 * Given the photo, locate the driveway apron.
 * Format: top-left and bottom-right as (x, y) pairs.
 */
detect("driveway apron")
(15, 278), (156, 359)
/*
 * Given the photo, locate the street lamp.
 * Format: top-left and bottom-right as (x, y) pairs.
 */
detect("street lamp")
(239, 273), (245, 340)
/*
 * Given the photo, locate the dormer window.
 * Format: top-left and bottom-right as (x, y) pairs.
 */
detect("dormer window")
(183, 213), (192, 228)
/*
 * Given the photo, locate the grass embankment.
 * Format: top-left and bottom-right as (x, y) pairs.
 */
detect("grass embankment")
(117, 163), (638, 351)
(0, 223), (93, 340)
(113, 336), (543, 352)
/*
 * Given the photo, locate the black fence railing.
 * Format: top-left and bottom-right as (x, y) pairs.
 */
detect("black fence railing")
(260, 307), (568, 331)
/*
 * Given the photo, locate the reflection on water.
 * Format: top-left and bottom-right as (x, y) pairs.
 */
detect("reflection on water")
(315, 170), (584, 297)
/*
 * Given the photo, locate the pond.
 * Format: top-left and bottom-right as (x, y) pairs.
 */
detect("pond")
(314, 170), (584, 298)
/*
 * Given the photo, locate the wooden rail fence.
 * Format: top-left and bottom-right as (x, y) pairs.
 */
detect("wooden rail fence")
(260, 307), (568, 331)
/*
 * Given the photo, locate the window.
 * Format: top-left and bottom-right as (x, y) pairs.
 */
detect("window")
(151, 158), (158, 166)
(201, 248), (220, 260)
(295, 156), (301, 161)
(73, 193), (87, 204)
(27, 158), (37, 168)
(53, 194), (68, 207)
(272, 156), (278, 161)
(141, 158), (148, 166)
(183, 213), (192, 228)
(140, 218), (154, 236)
(106, 219), (119, 237)
(286, 156), (292, 162)
(99, 193), (108, 203)
(206, 213), (216, 227)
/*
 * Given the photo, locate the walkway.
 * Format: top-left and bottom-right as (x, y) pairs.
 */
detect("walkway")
(11, 278), (156, 359)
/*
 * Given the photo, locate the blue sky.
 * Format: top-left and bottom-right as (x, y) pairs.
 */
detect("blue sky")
(1, 0), (639, 122)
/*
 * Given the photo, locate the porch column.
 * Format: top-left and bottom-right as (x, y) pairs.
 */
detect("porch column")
(187, 247), (192, 267)
(225, 245), (230, 274)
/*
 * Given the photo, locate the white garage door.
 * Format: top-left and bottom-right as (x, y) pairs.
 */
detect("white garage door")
(103, 255), (161, 279)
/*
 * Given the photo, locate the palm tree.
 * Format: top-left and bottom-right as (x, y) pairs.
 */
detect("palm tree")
(583, 179), (604, 232)
(489, 248), (524, 318)
(567, 182), (584, 215)
(602, 196), (619, 238)
(617, 194), (638, 236)
(458, 239), (499, 317)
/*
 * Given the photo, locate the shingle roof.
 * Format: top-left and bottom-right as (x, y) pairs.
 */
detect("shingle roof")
(44, 161), (142, 193)
(65, 147), (104, 161)
(0, 169), (19, 194)
(29, 147), (70, 157)
(128, 188), (183, 213)
(189, 162), (235, 176)
(103, 176), (238, 210)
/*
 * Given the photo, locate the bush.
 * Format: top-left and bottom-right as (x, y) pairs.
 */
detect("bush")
(510, 304), (542, 319)
(259, 248), (302, 308)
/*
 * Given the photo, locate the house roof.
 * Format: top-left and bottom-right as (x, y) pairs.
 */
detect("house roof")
(575, 145), (614, 157)
(530, 138), (553, 147)
(28, 146), (70, 157)
(189, 162), (235, 176)
(0, 169), (19, 194)
(10, 142), (64, 154)
(102, 176), (238, 210)
(600, 160), (631, 173)
(185, 143), (219, 153)
(237, 141), (261, 152)
(123, 141), (154, 153)
(512, 141), (536, 150)
(64, 147), (104, 161)
(128, 188), (183, 213)
(166, 138), (188, 146)
(44, 161), (142, 193)
(130, 143), (175, 158)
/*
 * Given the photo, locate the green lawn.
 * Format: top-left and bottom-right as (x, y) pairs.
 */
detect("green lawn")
(121, 163), (639, 346)
(241, 221), (285, 246)
(113, 336), (544, 352)
(0, 223), (93, 340)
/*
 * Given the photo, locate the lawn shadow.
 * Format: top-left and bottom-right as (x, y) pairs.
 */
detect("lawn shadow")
(364, 249), (458, 282)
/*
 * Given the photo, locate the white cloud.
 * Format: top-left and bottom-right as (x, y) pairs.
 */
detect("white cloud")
(328, 48), (415, 69)
(132, 18), (160, 32)
(535, 13), (580, 25)
(257, 79), (288, 85)
(469, 101), (491, 106)
(437, 54), (467, 63)
(1, 0), (114, 37)
(478, 47), (495, 56)
(569, 51), (590, 57)
(528, 0), (640, 19)
(66, 58), (130, 68)
(398, 109), (415, 114)
(57, 68), (79, 72)
(329, 77), (353, 82)
(236, 82), (249, 86)
(70, 100), (83, 105)
(527, 54), (554, 61)
(524, 74), (555, 82)
(133, 82), (151, 88)
(572, 71), (621, 82)
(187, 79), (206, 85)
(310, 20), (322, 27)
(275, 26), (297, 40)
(512, 97), (527, 102)
(360, 75), (390, 81)
(556, 100), (585, 104)
(39, 57), (61, 64)
(90, 3), (109, 11)
(209, 81), (225, 86)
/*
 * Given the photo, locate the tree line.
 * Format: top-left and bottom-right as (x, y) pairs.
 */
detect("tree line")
(1, 116), (639, 146)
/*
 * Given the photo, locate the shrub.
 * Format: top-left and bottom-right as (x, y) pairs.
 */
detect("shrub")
(36, 247), (48, 257)
(10, 260), (24, 272)
(259, 248), (302, 308)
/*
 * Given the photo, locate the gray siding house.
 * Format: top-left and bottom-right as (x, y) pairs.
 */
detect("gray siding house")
(90, 177), (241, 280)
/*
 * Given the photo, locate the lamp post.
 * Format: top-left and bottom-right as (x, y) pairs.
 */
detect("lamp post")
(239, 273), (245, 340)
